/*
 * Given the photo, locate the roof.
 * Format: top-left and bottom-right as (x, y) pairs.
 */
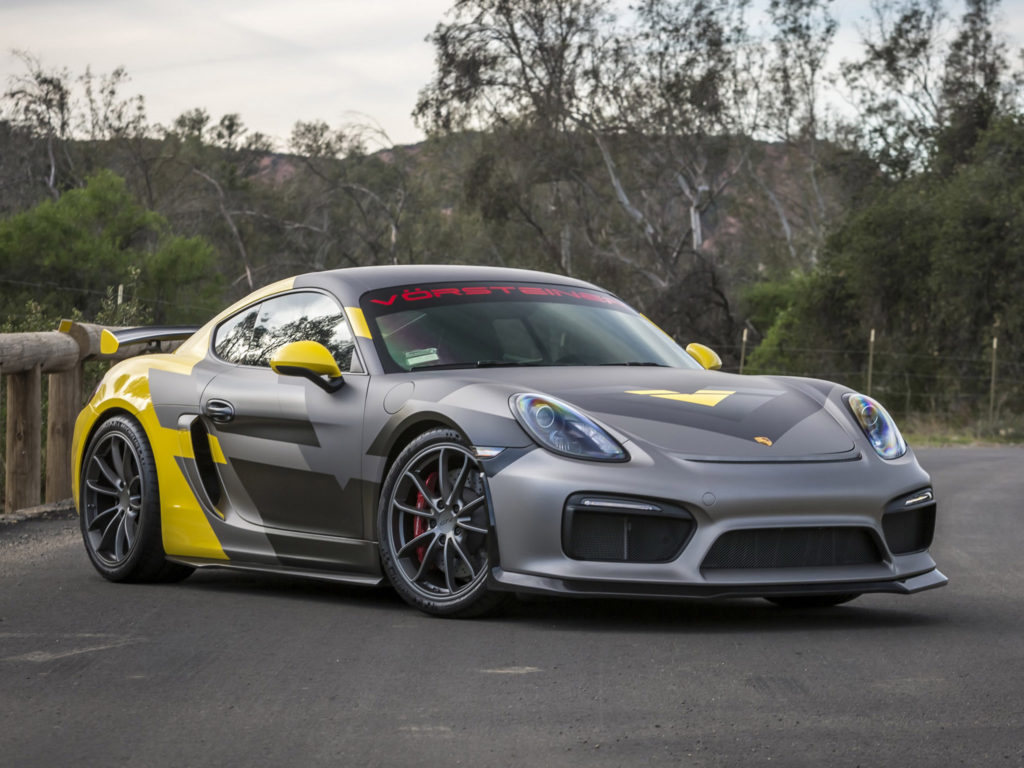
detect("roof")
(294, 264), (599, 300)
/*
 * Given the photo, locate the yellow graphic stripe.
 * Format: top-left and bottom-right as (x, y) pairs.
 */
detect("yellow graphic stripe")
(153, 419), (227, 558)
(627, 388), (736, 408)
(345, 306), (372, 339)
(177, 429), (195, 459)
(207, 434), (227, 464)
(71, 357), (229, 561)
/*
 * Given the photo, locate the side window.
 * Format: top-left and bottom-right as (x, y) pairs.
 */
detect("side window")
(213, 304), (261, 364)
(214, 293), (360, 372)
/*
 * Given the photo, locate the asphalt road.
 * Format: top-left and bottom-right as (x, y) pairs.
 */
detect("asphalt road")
(2, 446), (1023, 768)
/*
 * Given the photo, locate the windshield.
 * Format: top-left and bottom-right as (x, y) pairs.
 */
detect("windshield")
(360, 281), (702, 373)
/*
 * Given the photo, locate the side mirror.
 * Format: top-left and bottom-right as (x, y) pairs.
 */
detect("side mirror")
(685, 342), (722, 371)
(270, 341), (344, 393)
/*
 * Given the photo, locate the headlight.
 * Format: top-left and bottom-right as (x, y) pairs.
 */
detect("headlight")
(511, 393), (628, 462)
(845, 393), (907, 459)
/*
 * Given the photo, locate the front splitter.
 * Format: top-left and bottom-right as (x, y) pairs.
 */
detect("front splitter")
(489, 566), (948, 600)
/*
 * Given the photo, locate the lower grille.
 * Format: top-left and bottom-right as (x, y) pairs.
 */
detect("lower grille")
(563, 495), (693, 563)
(701, 527), (881, 570)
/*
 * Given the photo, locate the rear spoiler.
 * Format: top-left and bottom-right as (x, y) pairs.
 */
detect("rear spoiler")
(98, 325), (201, 355)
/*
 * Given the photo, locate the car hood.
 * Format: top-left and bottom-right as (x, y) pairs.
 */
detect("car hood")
(458, 367), (857, 461)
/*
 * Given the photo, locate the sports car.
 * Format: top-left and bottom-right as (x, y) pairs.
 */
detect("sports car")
(72, 265), (946, 617)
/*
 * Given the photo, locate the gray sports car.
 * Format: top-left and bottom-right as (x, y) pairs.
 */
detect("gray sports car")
(73, 265), (945, 616)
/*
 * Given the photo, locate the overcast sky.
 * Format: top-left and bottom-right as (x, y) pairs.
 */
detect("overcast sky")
(0, 0), (454, 146)
(2, 0), (1022, 149)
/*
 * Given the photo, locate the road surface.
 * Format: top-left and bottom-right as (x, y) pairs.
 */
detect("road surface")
(1, 446), (1022, 767)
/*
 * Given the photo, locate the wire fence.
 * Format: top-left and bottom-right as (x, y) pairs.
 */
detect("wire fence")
(718, 336), (1020, 426)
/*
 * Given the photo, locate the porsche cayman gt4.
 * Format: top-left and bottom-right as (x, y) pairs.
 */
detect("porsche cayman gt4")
(72, 265), (946, 616)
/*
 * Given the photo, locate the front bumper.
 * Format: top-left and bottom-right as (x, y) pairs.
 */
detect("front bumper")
(483, 443), (946, 599)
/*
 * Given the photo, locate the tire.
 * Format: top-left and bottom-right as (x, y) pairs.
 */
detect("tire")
(79, 414), (194, 583)
(765, 593), (860, 609)
(377, 428), (506, 618)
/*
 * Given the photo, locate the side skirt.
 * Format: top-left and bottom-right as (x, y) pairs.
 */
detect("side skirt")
(168, 556), (386, 587)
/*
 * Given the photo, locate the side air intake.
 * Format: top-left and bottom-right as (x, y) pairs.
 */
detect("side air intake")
(562, 495), (694, 563)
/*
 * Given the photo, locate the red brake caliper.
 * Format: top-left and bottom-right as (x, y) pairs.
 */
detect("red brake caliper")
(413, 472), (439, 563)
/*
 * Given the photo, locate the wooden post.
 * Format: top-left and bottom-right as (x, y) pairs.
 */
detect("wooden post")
(45, 365), (81, 502)
(1, 321), (173, 511)
(738, 328), (748, 374)
(2, 327), (80, 512)
(5, 364), (42, 514)
(866, 328), (875, 396)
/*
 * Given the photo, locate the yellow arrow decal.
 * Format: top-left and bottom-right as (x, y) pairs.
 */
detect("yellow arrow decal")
(626, 388), (736, 407)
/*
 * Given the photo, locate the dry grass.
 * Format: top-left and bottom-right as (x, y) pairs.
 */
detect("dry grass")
(901, 412), (1024, 447)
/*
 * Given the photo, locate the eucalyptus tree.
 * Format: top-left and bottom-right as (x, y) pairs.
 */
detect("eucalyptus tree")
(415, 0), (770, 345)
(415, 0), (612, 278)
(278, 119), (417, 272)
(417, 0), (861, 350)
(2, 51), (77, 201)
(841, 0), (1022, 178)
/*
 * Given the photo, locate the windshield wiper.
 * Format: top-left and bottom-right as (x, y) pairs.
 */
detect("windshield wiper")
(408, 361), (474, 371)
(474, 360), (542, 368)
(409, 360), (542, 371)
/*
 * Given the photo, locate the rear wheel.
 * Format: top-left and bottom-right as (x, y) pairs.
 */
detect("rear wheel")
(378, 429), (505, 617)
(80, 415), (193, 583)
(765, 594), (860, 608)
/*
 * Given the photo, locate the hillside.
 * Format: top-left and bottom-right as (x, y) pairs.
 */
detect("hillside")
(0, 121), (863, 352)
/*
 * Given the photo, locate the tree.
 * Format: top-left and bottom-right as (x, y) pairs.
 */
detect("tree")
(415, 0), (614, 278)
(283, 120), (413, 270)
(415, 0), (609, 133)
(1, 53), (161, 211)
(934, 0), (1021, 171)
(152, 109), (276, 291)
(752, 0), (839, 265)
(747, 116), (1024, 415)
(0, 170), (221, 326)
(414, 0), (859, 349)
(2, 51), (76, 200)
(841, 0), (1022, 178)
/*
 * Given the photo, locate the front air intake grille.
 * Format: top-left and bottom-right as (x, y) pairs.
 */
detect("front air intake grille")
(701, 527), (881, 570)
(883, 491), (936, 554)
(563, 495), (694, 563)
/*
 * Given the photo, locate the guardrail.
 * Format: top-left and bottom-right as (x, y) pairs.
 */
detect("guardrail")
(0, 321), (168, 515)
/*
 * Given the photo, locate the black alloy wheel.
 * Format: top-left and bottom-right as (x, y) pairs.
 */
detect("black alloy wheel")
(378, 428), (505, 617)
(80, 414), (193, 583)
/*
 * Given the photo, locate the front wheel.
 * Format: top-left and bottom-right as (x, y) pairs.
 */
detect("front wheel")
(80, 414), (193, 583)
(377, 429), (505, 618)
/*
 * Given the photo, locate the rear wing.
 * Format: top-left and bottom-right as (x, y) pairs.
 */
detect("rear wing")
(98, 325), (201, 355)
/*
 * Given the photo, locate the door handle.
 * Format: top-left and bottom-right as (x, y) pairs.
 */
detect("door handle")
(204, 398), (235, 423)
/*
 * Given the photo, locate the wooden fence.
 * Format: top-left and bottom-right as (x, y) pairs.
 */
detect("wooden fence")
(0, 321), (158, 515)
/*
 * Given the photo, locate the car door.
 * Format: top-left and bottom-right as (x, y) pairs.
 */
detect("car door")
(200, 290), (369, 540)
